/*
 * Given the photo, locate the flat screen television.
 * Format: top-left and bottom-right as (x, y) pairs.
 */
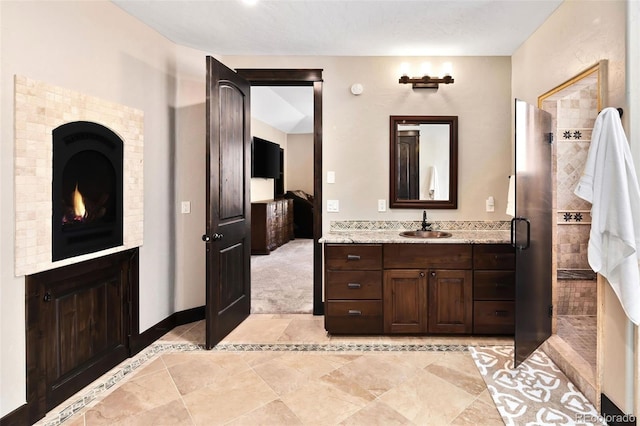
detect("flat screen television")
(251, 137), (281, 179)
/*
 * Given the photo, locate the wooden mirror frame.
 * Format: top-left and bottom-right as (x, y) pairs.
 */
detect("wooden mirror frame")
(389, 115), (458, 209)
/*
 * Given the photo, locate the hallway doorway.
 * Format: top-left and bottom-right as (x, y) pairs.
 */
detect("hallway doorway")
(237, 68), (324, 315)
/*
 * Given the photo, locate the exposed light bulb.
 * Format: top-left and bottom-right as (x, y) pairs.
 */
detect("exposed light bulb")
(399, 62), (411, 77)
(442, 62), (453, 77)
(420, 62), (432, 77)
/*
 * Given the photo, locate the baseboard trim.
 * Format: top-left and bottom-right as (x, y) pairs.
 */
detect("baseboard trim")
(0, 404), (28, 426)
(601, 393), (637, 426)
(129, 306), (205, 356)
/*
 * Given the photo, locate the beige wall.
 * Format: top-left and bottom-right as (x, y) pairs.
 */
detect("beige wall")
(286, 133), (314, 195)
(224, 55), (513, 228)
(0, 1), (206, 416)
(512, 0), (633, 414)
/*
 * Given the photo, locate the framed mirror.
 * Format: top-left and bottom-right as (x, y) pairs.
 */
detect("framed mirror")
(389, 115), (458, 209)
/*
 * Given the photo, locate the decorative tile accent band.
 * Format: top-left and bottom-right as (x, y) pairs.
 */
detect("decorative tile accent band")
(330, 220), (511, 231)
(557, 210), (591, 224)
(39, 341), (469, 426)
(14, 76), (144, 276)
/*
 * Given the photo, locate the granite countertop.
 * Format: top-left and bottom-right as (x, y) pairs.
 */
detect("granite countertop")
(319, 229), (511, 244)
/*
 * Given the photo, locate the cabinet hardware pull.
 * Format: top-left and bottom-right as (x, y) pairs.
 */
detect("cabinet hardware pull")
(43, 292), (52, 302)
(494, 310), (509, 317)
(348, 310), (362, 316)
(429, 271), (435, 277)
(347, 254), (361, 261)
(347, 283), (361, 289)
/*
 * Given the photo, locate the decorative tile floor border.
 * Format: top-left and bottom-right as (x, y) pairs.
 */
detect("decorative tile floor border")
(39, 342), (469, 425)
(330, 220), (511, 231)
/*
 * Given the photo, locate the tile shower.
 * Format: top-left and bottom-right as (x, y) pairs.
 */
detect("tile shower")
(544, 76), (599, 369)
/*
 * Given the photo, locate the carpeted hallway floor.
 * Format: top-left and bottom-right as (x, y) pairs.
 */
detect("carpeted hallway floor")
(251, 238), (313, 314)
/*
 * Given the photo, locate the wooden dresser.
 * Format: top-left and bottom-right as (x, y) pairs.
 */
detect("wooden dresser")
(251, 199), (294, 254)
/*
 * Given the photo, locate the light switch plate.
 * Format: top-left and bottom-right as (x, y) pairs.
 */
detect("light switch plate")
(378, 199), (386, 212)
(181, 201), (191, 214)
(327, 171), (336, 184)
(327, 199), (339, 212)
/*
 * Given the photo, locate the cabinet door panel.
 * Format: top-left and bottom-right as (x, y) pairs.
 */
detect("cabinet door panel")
(383, 270), (427, 334)
(428, 269), (472, 334)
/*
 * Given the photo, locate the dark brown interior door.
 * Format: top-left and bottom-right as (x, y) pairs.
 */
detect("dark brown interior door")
(397, 130), (420, 200)
(204, 56), (251, 349)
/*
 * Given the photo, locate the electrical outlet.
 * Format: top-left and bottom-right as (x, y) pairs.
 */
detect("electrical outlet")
(485, 196), (495, 212)
(181, 201), (191, 214)
(327, 199), (339, 212)
(378, 199), (386, 212)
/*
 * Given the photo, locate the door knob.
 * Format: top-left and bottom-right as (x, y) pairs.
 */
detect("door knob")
(202, 234), (211, 242)
(212, 233), (224, 241)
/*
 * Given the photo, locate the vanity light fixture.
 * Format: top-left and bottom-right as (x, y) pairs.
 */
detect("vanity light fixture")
(399, 61), (454, 89)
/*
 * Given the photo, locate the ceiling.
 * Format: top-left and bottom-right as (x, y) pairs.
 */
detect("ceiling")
(112, 0), (564, 134)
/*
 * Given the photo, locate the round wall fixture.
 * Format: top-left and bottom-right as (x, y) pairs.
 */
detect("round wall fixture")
(350, 83), (364, 95)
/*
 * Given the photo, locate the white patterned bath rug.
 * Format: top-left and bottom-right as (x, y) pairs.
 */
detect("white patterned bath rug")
(469, 346), (605, 426)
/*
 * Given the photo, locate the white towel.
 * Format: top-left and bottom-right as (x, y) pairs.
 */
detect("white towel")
(428, 166), (440, 200)
(506, 175), (515, 217)
(574, 107), (640, 325)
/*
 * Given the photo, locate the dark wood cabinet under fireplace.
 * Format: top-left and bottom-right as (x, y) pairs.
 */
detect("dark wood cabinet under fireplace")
(25, 249), (137, 423)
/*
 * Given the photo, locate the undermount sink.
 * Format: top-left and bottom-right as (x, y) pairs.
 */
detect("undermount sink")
(399, 230), (453, 239)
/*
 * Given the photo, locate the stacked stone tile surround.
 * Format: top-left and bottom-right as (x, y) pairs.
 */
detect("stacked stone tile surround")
(14, 76), (144, 276)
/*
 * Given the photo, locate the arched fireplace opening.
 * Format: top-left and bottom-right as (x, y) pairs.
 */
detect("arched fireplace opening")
(52, 121), (123, 261)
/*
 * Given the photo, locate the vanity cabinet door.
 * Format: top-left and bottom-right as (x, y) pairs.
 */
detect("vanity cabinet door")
(383, 270), (428, 334)
(427, 269), (473, 334)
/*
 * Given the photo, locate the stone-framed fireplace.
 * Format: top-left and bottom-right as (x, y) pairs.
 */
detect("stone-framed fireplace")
(14, 75), (144, 276)
(15, 76), (145, 423)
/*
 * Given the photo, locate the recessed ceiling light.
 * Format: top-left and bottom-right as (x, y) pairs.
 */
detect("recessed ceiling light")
(242, 0), (258, 6)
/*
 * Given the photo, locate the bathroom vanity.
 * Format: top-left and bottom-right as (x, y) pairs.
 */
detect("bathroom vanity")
(322, 229), (515, 336)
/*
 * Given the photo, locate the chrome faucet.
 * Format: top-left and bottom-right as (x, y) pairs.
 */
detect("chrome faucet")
(420, 210), (432, 231)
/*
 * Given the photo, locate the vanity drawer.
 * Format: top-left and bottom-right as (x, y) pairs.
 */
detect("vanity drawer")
(325, 244), (382, 270)
(474, 271), (515, 300)
(473, 244), (515, 270)
(325, 300), (383, 334)
(325, 271), (382, 299)
(473, 301), (515, 334)
(384, 244), (472, 269)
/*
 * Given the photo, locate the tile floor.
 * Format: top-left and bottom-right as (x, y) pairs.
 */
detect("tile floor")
(556, 315), (597, 368)
(38, 314), (515, 425)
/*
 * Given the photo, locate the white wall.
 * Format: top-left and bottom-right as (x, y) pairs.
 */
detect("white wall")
(511, 0), (632, 414)
(224, 55), (513, 229)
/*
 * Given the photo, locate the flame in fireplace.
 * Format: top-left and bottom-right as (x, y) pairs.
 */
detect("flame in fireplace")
(72, 183), (87, 220)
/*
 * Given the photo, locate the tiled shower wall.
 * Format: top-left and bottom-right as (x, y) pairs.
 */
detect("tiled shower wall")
(14, 76), (144, 277)
(553, 83), (598, 316)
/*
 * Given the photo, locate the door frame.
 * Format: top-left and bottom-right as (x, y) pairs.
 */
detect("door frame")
(235, 69), (324, 315)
